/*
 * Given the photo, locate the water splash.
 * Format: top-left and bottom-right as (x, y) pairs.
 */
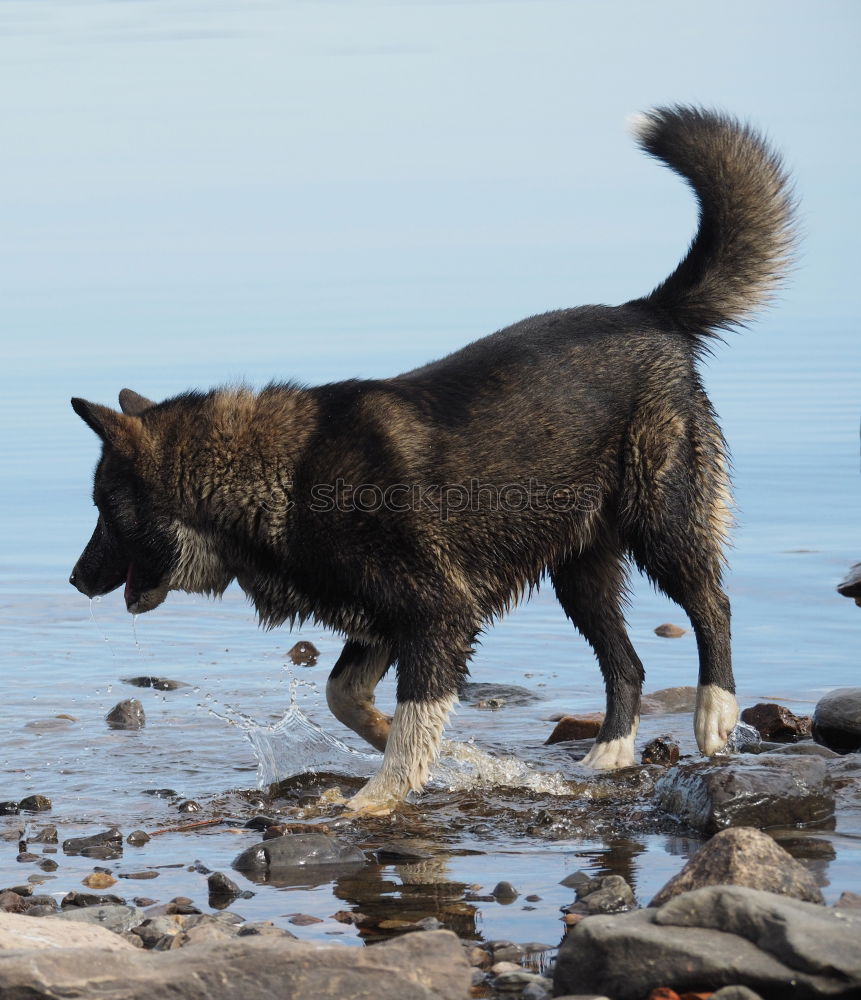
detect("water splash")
(726, 720), (761, 752)
(208, 674), (380, 788)
(429, 740), (575, 797)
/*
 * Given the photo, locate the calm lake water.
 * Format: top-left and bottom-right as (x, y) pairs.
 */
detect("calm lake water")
(0, 0), (859, 953)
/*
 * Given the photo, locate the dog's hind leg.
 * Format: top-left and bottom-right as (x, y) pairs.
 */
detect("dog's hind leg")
(326, 641), (394, 752)
(551, 530), (645, 769)
(347, 634), (465, 811)
(624, 406), (738, 756)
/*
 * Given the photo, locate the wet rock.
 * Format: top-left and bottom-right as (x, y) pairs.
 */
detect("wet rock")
(767, 742), (841, 758)
(244, 814), (278, 831)
(654, 755), (835, 833)
(16, 852), (39, 863)
(287, 641), (319, 666)
(650, 827), (824, 906)
(812, 687), (861, 753)
(837, 562), (861, 600)
(38, 858), (58, 872)
(178, 800), (201, 813)
(63, 827), (123, 857)
(118, 871), (159, 881)
(640, 686), (698, 715)
(106, 698), (146, 730)
(555, 886), (861, 1000)
(712, 988), (766, 1000)
(494, 970), (553, 993)
(461, 682), (540, 706)
(491, 881), (519, 902)
(18, 795), (52, 813)
(641, 736), (680, 766)
(375, 842), (432, 863)
(142, 788), (177, 798)
(0, 801), (19, 815)
(127, 830), (151, 846)
(132, 915), (185, 948)
(30, 825), (58, 844)
(654, 623), (686, 638)
(61, 891), (126, 909)
(566, 874), (636, 915)
(740, 703), (812, 742)
(232, 834), (366, 873)
(545, 714), (604, 743)
(287, 913), (323, 925)
(122, 676), (187, 690)
(208, 871), (241, 905)
(51, 903), (146, 934)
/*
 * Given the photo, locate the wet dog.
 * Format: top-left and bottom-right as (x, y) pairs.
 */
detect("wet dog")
(70, 107), (795, 811)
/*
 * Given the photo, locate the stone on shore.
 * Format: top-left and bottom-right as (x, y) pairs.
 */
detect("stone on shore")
(0, 925), (471, 1000)
(650, 827), (824, 906)
(812, 688), (861, 753)
(654, 755), (835, 833)
(0, 910), (133, 951)
(554, 885), (861, 1000)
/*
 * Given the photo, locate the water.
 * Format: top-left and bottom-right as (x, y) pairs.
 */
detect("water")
(1, 0), (860, 951)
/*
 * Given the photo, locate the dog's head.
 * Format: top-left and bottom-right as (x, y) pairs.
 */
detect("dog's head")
(70, 389), (233, 614)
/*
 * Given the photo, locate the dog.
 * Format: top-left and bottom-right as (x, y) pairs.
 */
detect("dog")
(70, 107), (795, 812)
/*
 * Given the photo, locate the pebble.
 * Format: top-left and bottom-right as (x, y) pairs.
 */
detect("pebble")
(0, 801), (19, 815)
(177, 800), (201, 813)
(207, 872), (241, 899)
(31, 825), (59, 844)
(118, 871), (159, 880)
(287, 913), (323, 925)
(491, 881), (519, 902)
(122, 676), (187, 691)
(641, 736), (680, 766)
(0, 890), (29, 913)
(654, 623), (686, 638)
(126, 830), (151, 846)
(105, 698), (145, 730)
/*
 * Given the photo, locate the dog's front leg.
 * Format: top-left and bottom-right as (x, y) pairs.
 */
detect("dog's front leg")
(346, 693), (457, 813)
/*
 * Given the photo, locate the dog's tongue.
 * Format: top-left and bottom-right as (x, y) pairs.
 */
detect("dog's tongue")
(124, 564), (135, 605)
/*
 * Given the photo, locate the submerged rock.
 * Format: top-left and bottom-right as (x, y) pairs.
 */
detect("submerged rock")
(232, 834), (366, 873)
(650, 827), (824, 906)
(105, 699), (145, 730)
(641, 736), (680, 766)
(654, 623), (686, 638)
(555, 885), (861, 1000)
(287, 641), (319, 666)
(63, 828), (124, 858)
(122, 676), (187, 691)
(812, 687), (861, 753)
(639, 686), (698, 715)
(837, 562), (861, 601)
(18, 795), (52, 813)
(654, 755), (835, 833)
(461, 682), (540, 707)
(740, 703), (812, 742)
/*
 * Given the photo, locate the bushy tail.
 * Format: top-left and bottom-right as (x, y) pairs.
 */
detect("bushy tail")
(630, 106), (796, 337)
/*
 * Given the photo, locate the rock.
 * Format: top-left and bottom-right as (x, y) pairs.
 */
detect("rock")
(566, 875), (636, 915)
(0, 910), (134, 951)
(0, 930), (473, 1000)
(106, 698), (145, 730)
(767, 742), (840, 758)
(461, 682), (540, 707)
(0, 802), (19, 815)
(650, 827), (824, 906)
(208, 872), (241, 903)
(374, 842), (432, 863)
(18, 795), (52, 813)
(491, 881), (518, 902)
(740, 703), (812, 742)
(654, 755), (835, 833)
(232, 834), (366, 874)
(641, 736), (680, 766)
(837, 563), (861, 600)
(61, 891), (126, 909)
(812, 688), (861, 753)
(127, 830), (151, 846)
(287, 641), (319, 666)
(63, 828), (123, 857)
(640, 687), (698, 715)
(554, 886), (861, 1000)
(654, 623), (686, 638)
(178, 800), (201, 813)
(118, 871), (159, 880)
(82, 872), (118, 889)
(30, 826), (58, 844)
(122, 676), (187, 690)
(712, 988), (766, 1000)
(287, 914), (323, 925)
(545, 714), (604, 743)
(0, 891), (28, 914)
(50, 903), (146, 934)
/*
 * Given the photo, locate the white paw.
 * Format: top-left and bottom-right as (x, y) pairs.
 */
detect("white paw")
(581, 733), (636, 770)
(695, 684), (739, 755)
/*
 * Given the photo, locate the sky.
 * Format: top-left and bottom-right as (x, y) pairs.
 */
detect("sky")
(0, 0), (858, 385)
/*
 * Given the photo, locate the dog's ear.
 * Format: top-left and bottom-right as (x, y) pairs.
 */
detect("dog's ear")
(71, 398), (141, 456)
(118, 388), (156, 416)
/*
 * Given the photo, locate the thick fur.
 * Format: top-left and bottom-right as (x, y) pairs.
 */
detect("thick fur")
(70, 107), (795, 808)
